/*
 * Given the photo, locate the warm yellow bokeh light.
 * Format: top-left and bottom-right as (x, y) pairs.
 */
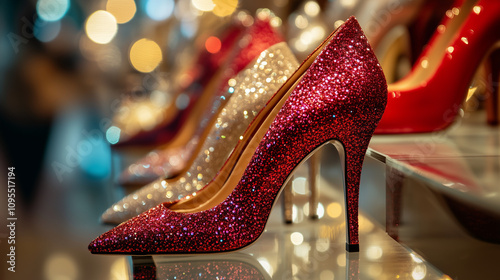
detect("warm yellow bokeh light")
(327, 202), (342, 218)
(192, 0), (215, 12)
(212, 0), (238, 17)
(304, 1), (320, 17)
(85, 10), (118, 44)
(129, 39), (162, 73)
(106, 0), (136, 24)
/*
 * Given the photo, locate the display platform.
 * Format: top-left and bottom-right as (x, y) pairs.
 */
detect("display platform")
(364, 110), (500, 279)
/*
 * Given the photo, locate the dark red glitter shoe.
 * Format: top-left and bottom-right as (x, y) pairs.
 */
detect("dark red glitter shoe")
(89, 17), (387, 254)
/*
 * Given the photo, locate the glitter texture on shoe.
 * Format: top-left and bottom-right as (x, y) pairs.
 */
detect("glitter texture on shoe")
(102, 42), (299, 224)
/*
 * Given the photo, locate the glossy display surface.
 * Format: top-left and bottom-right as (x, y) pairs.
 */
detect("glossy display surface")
(367, 109), (500, 279)
(370, 111), (500, 217)
(0, 147), (452, 280)
(131, 181), (448, 280)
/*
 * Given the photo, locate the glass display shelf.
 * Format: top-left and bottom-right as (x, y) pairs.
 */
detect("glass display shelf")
(127, 178), (448, 280)
(0, 144), (450, 280)
(364, 110), (500, 279)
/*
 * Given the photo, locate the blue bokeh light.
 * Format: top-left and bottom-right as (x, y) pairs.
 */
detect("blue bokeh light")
(144, 0), (174, 21)
(36, 0), (70, 22)
(34, 18), (61, 42)
(106, 126), (121, 144)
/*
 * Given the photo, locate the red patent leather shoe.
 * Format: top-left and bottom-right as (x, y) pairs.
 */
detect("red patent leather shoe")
(89, 17), (387, 254)
(376, 0), (500, 133)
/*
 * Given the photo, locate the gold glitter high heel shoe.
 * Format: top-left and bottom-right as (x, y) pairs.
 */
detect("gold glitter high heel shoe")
(116, 13), (278, 186)
(101, 39), (301, 224)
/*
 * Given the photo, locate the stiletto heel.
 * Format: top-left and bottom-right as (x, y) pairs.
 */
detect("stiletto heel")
(282, 180), (293, 224)
(281, 153), (320, 224)
(329, 120), (378, 252)
(89, 17), (387, 255)
(308, 153), (320, 220)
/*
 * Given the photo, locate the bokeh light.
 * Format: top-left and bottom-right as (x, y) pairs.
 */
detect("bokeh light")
(180, 19), (198, 38)
(150, 90), (173, 107)
(129, 39), (162, 73)
(34, 18), (61, 42)
(336, 254), (346, 267)
(192, 0), (215, 12)
(106, 0), (136, 24)
(290, 232), (304, 245)
(320, 270), (334, 280)
(295, 15), (308, 29)
(175, 93), (190, 109)
(340, 0), (358, 8)
(175, 0), (199, 21)
(43, 253), (78, 280)
(110, 258), (128, 280)
(412, 264), (427, 280)
(136, 105), (156, 130)
(145, 0), (175, 21)
(212, 0), (238, 17)
(205, 36), (221, 53)
(85, 10), (118, 44)
(292, 176), (307, 194)
(37, 0), (70, 22)
(366, 246), (383, 260)
(106, 126), (121, 144)
(326, 202), (342, 218)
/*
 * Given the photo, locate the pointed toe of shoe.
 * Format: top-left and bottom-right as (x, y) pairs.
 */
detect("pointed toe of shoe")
(90, 204), (176, 254)
(100, 206), (130, 225)
(88, 231), (117, 254)
(88, 237), (105, 254)
(88, 229), (128, 254)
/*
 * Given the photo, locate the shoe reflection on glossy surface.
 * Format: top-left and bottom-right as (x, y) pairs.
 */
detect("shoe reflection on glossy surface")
(125, 178), (448, 279)
(132, 254), (268, 280)
(370, 132), (500, 243)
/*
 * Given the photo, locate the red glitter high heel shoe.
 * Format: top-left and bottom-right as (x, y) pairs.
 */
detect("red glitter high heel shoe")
(89, 17), (387, 254)
(376, 0), (500, 133)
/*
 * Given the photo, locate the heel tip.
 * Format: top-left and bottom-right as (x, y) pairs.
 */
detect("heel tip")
(310, 214), (319, 220)
(284, 220), (293, 225)
(346, 243), (359, 252)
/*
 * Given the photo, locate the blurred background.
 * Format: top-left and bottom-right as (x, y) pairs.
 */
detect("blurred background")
(1, 0), (497, 279)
